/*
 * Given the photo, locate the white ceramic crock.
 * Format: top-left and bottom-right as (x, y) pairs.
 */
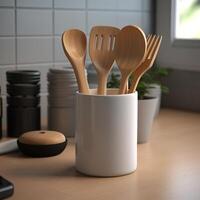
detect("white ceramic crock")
(75, 89), (138, 177)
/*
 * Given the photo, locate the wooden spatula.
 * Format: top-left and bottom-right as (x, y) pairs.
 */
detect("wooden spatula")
(115, 25), (147, 94)
(129, 35), (162, 93)
(62, 29), (90, 94)
(89, 26), (119, 95)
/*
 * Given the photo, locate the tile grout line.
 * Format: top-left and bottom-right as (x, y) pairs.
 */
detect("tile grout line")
(5, 6), (152, 13)
(14, 0), (17, 69)
(85, 0), (88, 34)
(52, 0), (55, 68)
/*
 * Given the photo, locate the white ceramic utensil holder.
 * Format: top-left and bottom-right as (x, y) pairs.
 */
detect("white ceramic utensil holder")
(75, 89), (138, 177)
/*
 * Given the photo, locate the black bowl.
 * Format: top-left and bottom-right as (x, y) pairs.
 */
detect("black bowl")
(17, 140), (67, 157)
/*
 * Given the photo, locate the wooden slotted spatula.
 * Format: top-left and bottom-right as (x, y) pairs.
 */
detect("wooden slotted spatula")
(62, 29), (90, 94)
(129, 35), (162, 93)
(89, 26), (119, 95)
(115, 25), (147, 94)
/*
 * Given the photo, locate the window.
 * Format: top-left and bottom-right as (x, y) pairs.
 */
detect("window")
(175, 0), (200, 39)
(156, 0), (200, 71)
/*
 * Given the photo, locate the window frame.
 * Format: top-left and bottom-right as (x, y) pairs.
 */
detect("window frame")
(171, 0), (200, 48)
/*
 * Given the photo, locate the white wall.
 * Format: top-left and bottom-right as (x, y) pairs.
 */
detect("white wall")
(0, 0), (154, 130)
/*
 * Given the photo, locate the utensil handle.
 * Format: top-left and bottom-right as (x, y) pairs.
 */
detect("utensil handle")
(97, 74), (108, 95)
(71, 60), (90, 94)
(76, 69), (90, 94)
(119, 74), (129, 94)
(129, 75), (140, 94)
(129, 60), (150, 93)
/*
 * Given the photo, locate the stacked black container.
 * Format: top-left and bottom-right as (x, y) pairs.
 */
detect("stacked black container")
(6, 70), (41, 137)
(0, 86), (2, 139)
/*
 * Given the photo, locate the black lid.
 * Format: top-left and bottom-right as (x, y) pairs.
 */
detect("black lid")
(6, 70), (40, 84)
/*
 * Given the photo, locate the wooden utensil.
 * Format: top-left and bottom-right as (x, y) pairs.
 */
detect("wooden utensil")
(62, 29), (90, 94)
(89, 26), (119, 95)
(129, 35), (162, 93)
(115, 25), (147, 94)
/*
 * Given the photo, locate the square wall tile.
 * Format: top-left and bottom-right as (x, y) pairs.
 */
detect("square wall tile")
(17, 63), (52, 92)
(87, 0), (117, 9)
(54, 0), (85, 9)
(141, 12), (153, 34)
(117, 0), (142, 11)
(54, 37), (67, 62)
(87, 11), (117, 33)
(117, 12), (142, 28)
(54, 10), (86, 35)
(0, 0), (14, 7)
(17, 37), (53, 64)
(17, 9), (53, 35)
(17, 0), (52, 8)
(88, 0), (142, 10)
(0, 8), (15, 36)
(0, 65), (16, 95)
(0, 38), (15, 65)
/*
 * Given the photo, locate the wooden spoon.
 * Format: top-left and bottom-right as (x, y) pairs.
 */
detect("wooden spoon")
(115, 25), (147, 94)
(62, 29), (90, 94)
(89, 26), (119, 95)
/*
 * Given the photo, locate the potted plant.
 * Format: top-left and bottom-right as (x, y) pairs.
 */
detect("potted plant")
(107, 68), (169, 143)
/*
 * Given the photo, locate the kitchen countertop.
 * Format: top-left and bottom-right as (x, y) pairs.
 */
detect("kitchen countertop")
(1, 109), (200, 200)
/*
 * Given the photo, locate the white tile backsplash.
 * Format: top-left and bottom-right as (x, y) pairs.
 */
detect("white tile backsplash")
(117, 12), (142, 29)
(0, 38), (15, 65)
(87, 0), (117, 10)
(54, 36), (66, 62)
(141, 12), (153, 34)
(55, 10), (86, 35)
(0, 0), (154, 129)
(117, 0), (142, 10)
(0, 8), (15, 36)
(0, 0), (14, 7)
(17, 0), (52, 8)
(17, 9), (53, 36)
(54, 0), (85, 9)
(88, 0), (142, 10)
(17, 37), (53, 64)
(88, 11), (117, 33)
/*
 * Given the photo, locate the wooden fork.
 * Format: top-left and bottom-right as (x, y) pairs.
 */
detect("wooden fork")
(129, 35), (162, 93)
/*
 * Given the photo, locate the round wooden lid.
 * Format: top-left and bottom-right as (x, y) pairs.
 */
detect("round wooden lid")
(18, 130), (66, 145)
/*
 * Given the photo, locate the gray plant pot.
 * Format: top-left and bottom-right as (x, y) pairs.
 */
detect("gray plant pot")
(146, 84), (161, 117)
(138, 97), (158, 143)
